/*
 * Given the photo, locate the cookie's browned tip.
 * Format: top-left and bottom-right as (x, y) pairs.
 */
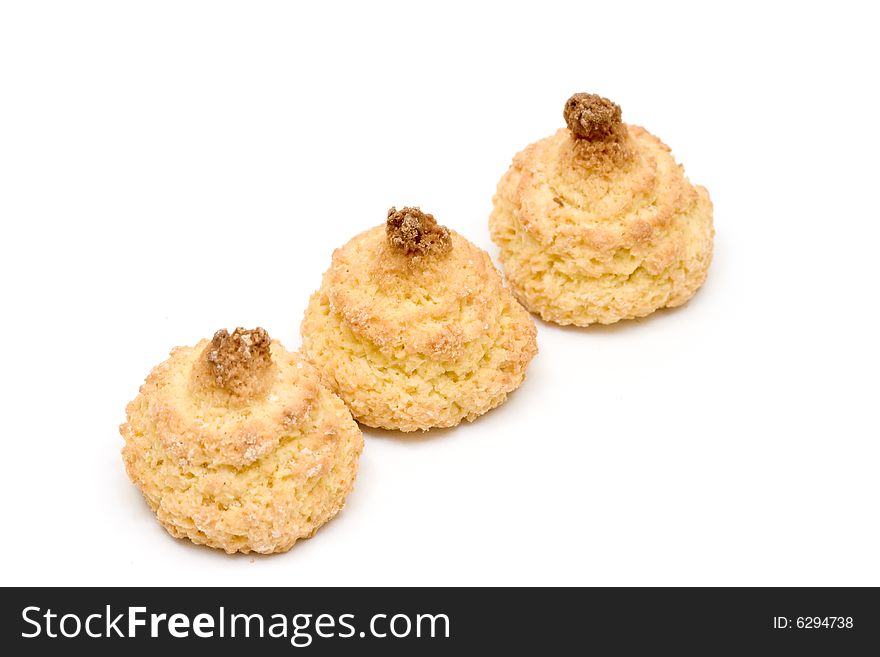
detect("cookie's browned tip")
(200, 326), (273, 397)
(564, 93), (622, 141)
(386, 206), (452, 258)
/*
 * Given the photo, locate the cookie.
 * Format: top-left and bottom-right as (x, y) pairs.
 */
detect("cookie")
(301, 207), (538, 432)
(120, 327), (363, 554)
(490, 92), (714, 326)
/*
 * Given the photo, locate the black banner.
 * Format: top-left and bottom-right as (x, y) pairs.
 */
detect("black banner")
(2, 588), (877, 654)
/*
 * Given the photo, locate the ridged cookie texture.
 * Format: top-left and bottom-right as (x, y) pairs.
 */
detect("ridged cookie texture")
(301, 207), (538, 433)
(120, 327), (363, 554)
(490, 92), (714, 326)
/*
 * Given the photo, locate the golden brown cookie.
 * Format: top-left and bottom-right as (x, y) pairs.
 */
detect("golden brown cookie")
(301, 207), (538, 432)
(490, 93), (714, 326)
(120, 327), (363, 554)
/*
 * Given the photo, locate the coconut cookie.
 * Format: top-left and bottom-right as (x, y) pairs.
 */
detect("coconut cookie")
(490, 92), (714, 326)
(120, 327), (363, 554)
(301, 207), (538, 432)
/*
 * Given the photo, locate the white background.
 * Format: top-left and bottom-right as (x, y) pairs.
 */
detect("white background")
(1, 1), (877, 587)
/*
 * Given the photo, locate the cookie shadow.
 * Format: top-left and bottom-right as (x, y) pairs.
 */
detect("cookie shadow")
(360, 423), (465, 444)
(359, 383), (530, 444)
(534, 298), (696, 335)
